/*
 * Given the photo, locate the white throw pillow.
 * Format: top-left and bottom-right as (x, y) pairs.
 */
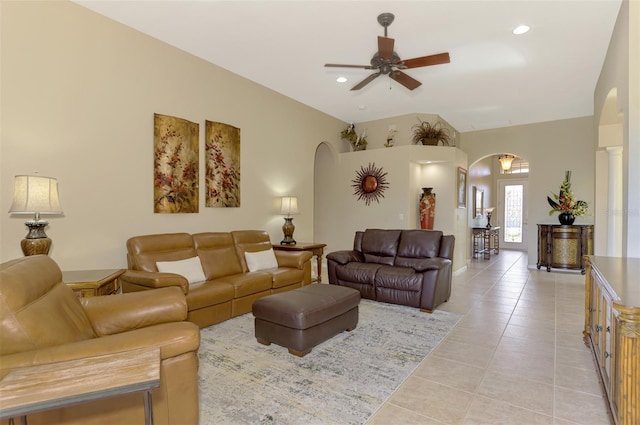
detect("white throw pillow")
(245, 249), (278, 272)
(156, 257), (206, 284)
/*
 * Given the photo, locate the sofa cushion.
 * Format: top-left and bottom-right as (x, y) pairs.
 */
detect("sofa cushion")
(397, 230), (443, 259)
(336, 262), (382, 284)
(157, 257), (206, 284)
(245, 249), (278, 272)
(232, 230), (274, 273)
(361, 229), (401, 265)
(186, 281), (234, 310)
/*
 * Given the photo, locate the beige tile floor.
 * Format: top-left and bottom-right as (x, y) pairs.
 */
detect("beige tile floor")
(365, 250), (612, 425)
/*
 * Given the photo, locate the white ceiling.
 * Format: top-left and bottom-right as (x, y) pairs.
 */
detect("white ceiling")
(74, 0), (622, 132)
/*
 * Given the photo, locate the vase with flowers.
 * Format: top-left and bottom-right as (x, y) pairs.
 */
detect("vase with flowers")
(547, 170), (589, 225)
(341, 123), (368, 151)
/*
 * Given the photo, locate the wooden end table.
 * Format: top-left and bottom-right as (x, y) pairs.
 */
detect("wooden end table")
(0, 347), (160, 425)
(62, 269), (125, 297)
(273, 242), (327, 282)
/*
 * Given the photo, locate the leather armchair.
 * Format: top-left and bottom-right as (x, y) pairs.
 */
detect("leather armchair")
(0, 255), (200, 425)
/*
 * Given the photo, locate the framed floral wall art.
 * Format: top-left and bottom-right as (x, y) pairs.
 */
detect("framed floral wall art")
(153, 113), (199, 213)
(205, 121), (240, 207)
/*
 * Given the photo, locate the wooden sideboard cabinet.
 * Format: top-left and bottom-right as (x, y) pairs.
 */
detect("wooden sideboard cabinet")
(584, 256), (640, 425)
(537, 224), (593, 273)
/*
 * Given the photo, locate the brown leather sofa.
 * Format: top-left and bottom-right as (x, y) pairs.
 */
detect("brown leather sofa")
(121, 230), (313, 328)
(0, 255), (200, 425)
(327, 229), (455, 312)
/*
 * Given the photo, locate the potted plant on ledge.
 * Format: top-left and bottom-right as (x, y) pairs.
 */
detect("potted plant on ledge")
(341, 123), (368, 151)
(411, 118), (451, 146)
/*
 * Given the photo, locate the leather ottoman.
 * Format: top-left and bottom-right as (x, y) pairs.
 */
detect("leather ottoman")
(252, 284), (360, 357)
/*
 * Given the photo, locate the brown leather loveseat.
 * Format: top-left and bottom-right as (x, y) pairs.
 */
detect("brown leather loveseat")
(0, 255), (200, 425)
(327, 229), (455, 312)
(121, 230), (312, 328)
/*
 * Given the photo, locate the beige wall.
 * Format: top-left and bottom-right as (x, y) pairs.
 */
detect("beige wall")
(1, 1), (344, 269)
(460, 117), (596, 267)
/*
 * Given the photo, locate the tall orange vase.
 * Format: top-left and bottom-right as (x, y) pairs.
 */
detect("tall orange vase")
(419, 187), (436, 230)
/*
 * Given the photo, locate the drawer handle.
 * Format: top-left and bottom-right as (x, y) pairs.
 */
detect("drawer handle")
(604, 352), (611, 358)
(596, 325), (602, 332)
(607, 326), (611, 333)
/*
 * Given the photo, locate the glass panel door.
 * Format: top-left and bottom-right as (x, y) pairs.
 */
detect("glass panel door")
(498, 179), (528, 250)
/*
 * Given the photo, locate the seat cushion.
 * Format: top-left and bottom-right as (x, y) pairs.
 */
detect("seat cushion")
(252, 284), (360, 330)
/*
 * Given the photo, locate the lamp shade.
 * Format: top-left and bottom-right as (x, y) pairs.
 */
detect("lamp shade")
(280, 196), (299, 216)
(498, 155), (515, 172)
(9, 175), (63, 214)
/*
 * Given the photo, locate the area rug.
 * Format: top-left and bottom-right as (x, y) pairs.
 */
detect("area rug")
(198, 299), (460, 425)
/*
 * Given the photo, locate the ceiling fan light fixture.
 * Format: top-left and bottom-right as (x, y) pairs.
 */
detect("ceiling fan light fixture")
(513, 25), (531, 35)
(336, 76), (348, 83)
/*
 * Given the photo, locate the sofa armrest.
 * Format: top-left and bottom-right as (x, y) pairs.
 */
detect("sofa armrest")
(120, 270), (189, 293)
(0, 321), (200, 372)
(274, 250), (313, 269)
(326, 250), (363, 265)
(80, 287), (188, 336)
(439, 235), (455, 260)
(395, 257), (451, 272)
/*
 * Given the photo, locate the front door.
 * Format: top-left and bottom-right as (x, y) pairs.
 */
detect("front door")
(498, 179), (528, 250)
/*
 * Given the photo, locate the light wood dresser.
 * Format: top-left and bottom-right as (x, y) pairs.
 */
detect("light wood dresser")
(584, 256), (640, 425)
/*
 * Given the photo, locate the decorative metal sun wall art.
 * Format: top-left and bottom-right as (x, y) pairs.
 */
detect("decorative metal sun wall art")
(351, 162), (389, 206)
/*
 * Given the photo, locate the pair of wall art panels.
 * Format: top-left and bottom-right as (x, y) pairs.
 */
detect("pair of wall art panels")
(153, 113), (241, 213)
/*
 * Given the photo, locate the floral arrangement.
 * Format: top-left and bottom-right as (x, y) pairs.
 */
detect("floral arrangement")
(547, 170), (588, 217)
(341, 123), (367, 150)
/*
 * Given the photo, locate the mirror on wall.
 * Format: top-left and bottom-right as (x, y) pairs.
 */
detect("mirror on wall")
(472, 186), (484, 218)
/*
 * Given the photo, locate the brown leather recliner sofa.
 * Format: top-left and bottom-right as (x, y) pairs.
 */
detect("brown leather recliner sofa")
(0, 255), (200, 425)
(327, 229), (455, 312)
(121, 230), (313, 328)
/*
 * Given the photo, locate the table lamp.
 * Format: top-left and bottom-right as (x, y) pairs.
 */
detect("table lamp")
(280, 196), (299, 245)
(9, 175), (63, 256)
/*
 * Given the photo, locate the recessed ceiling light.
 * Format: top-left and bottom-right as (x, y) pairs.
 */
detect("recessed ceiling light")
(336, 76), (347, 83)
(513, 25), (530, 35)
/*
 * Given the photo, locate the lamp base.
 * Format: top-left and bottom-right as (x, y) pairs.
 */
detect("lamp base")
(21, 219), (52, 256)
(280, 217), (296, 245)
(21, 237), (52, 256)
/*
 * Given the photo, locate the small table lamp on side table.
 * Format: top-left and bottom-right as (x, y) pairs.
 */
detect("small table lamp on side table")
(280, 196), (299, 245)
(8, 175), (64, 256)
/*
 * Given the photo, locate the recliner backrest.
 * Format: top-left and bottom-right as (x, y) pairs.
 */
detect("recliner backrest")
(127, 233), (197, 272)
(361, 229), (401, 265)
(0, 256), (96, 356)
(231, 230), (273, 273)
(193, 232), (243, 279)
(397, 230), (443, 259)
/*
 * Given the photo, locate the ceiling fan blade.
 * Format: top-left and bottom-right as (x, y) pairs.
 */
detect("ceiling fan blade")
(325, 64), (376, 69)
(390, 71), (422, 90)
(402, 52), (450, 69)
(378, 36), (394, 61)
(351, 73), (381, 91)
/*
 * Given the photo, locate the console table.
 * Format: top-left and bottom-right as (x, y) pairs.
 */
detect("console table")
(584, 256), (640, 425)
(537, 224), (593, 273)
(273, 243), (326, 282)
(472, 227), (500, 260)
(0, 347), (160, 425)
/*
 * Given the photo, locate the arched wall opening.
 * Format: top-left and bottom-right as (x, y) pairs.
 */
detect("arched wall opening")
(595, 87), (624, 256)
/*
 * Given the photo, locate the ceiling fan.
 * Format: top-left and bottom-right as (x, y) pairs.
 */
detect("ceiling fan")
(325, 13), (450, 91)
